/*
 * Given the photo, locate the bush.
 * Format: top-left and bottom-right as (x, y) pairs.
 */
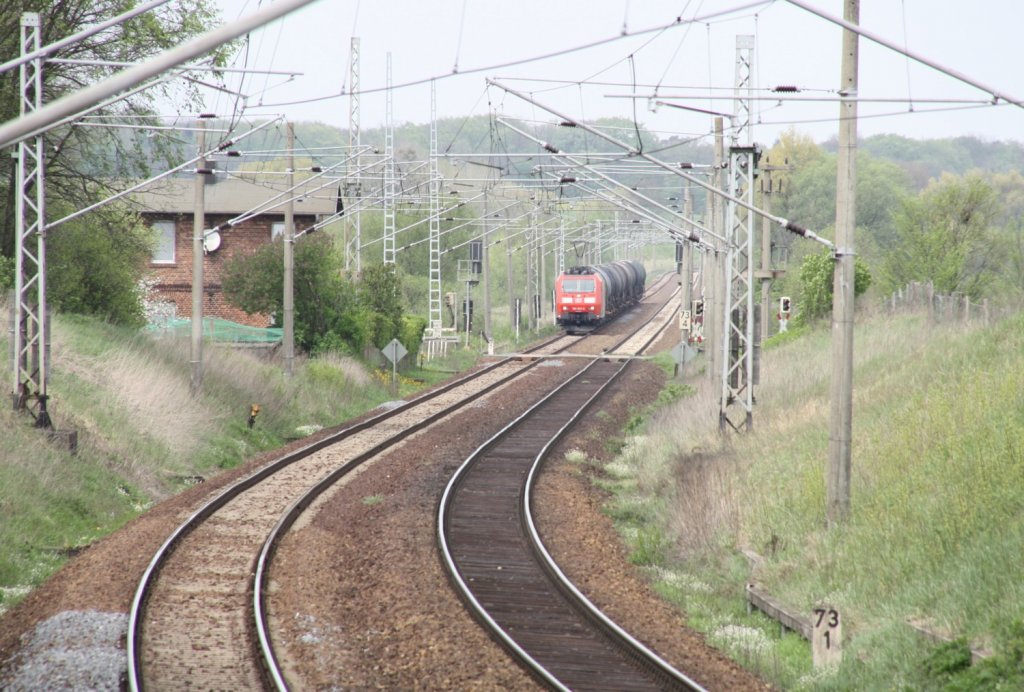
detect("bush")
(45, 207), (151, 327)
(796, 248), (872, 323)
(0, 254), (13, 293)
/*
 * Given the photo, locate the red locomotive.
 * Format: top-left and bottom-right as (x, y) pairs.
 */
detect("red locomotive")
(554, 259), (646, 335)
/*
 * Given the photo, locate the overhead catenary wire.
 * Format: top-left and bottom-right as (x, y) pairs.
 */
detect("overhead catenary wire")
(496, 117), (718, 245)
(47, 117), (283, 230)
(489, 78), (834, 249)
(253, 0), (776, 108)
(0, 0), (323, 148)
(782, 0), (1024, 108)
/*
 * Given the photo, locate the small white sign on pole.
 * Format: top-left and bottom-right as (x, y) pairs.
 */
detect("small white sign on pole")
(382, 338), (408, 390)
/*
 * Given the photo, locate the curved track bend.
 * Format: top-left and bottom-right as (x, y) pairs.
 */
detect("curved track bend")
(438, 289), (704, 690)
(126, 333), (582, 690)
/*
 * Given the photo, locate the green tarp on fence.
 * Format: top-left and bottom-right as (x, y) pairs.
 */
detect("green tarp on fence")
(144, 318), (282, 343)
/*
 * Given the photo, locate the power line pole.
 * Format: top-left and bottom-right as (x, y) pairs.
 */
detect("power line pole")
(382, 52), (396, 266)
(828, 0), (859, 526)
(190, 118), (207, 395)
(759, 167), (772, 341)
(427, 80), (443, 339)
(679, 187), (694, 376)
(705, 119), (724, 387)
(283, 122), (295, 377)
(12, 11), (50, 427)
(482, 190), (492, 340)
(346, 36), (361, 273)
(720, 35), (758, 432)
(526, 208), (537, 332)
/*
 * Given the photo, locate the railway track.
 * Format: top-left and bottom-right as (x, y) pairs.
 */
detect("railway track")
(438, 290), (704, 690)
(126, 274), (681, 690)
(126, 333), (583, 690)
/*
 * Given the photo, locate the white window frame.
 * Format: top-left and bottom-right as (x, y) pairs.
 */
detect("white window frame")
(271, 221), (285, 241)
(152, 220), (176, 264)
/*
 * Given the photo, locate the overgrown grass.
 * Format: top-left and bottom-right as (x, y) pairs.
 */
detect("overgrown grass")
(597, 310), (1024, 689)
(0, 308), (483, 616)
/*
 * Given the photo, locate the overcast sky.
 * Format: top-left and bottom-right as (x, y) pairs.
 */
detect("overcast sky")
(206, 0), (1024, 147)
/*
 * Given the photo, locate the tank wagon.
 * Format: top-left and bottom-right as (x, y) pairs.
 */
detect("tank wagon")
(554, 259), (646, 334)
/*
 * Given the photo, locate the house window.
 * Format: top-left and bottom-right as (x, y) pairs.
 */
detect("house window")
(152, 220), (175, 264)
(271, 222), (285, 241)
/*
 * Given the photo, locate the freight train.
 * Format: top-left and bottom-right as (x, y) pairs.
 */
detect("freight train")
(554, 259), (646, 335)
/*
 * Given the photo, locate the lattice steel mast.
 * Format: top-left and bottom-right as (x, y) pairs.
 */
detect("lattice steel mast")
(382, 52), (396, 265)
(12, 12), (50, 427)
(719, 35), (758, 432)
(346, 37), (361, 272)
(427, 80), (443, 337)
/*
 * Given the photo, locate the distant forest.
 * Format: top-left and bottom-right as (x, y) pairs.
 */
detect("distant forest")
(151, 115), (1024, 195)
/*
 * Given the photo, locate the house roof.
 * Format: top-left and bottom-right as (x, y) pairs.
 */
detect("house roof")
(131, 175), (338, 216)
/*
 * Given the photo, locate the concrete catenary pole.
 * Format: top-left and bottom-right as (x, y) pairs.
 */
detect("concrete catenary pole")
(283, 122), (295, 377)
(759, 167), (773, 341)
(506, 221), (515, 332)
(706, 117), (725, 386)
(482, 191), (493, 341)
(828, 0), (859, 525)
(190, 119), (206, 395)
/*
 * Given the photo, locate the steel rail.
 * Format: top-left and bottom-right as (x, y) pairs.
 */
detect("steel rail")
(254, 275), (677, 689)
(437, 281), (704, 690)
(251, 335), (587, 690)
(126, 331), (575, 691)
(521, 300), (704, 690)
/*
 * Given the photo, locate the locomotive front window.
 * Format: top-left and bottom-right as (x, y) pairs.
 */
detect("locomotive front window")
(562, 278), (596, 292)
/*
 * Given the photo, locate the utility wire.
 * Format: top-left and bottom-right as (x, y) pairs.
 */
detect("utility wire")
(254, 0), (775, 108)
(900, 0), (914, 111)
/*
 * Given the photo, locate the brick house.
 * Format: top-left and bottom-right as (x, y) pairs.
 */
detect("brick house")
(134, 176), (337, 327)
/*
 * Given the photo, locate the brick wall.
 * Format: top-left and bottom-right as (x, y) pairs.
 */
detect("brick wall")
(145, 213), (316, 328)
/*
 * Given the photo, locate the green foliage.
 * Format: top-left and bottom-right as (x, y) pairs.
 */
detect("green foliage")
(762, 322), (810, 350)
(222, 240), (425, 357)
(358, 263), (404, 348)
(46, 206), (151, 327)
(0, 310), (400, 609)
(921, 622), (1024, 691)
(629, 525), (668, 567)
(655, 381), (694, 408)
(860, 134), (1024, 189)
(399, 313), (427, 359)
(0, 253), (12, 293)
(882, 171), (1001, 298)
(922, 639), (974, 684)
(776, 149), (911, 251)
(0, 1), (225, 258)
(222, 233), (361, 353)
(795, 249), (872, 322)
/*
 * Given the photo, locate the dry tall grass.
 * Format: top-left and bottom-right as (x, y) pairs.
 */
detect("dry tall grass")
(651, 314), (982, 560)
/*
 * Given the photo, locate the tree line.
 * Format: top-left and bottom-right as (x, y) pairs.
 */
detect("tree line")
(766, 129), (1024, 323)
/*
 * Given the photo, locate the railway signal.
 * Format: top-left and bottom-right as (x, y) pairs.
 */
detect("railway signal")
(778, 296), (792, 333)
